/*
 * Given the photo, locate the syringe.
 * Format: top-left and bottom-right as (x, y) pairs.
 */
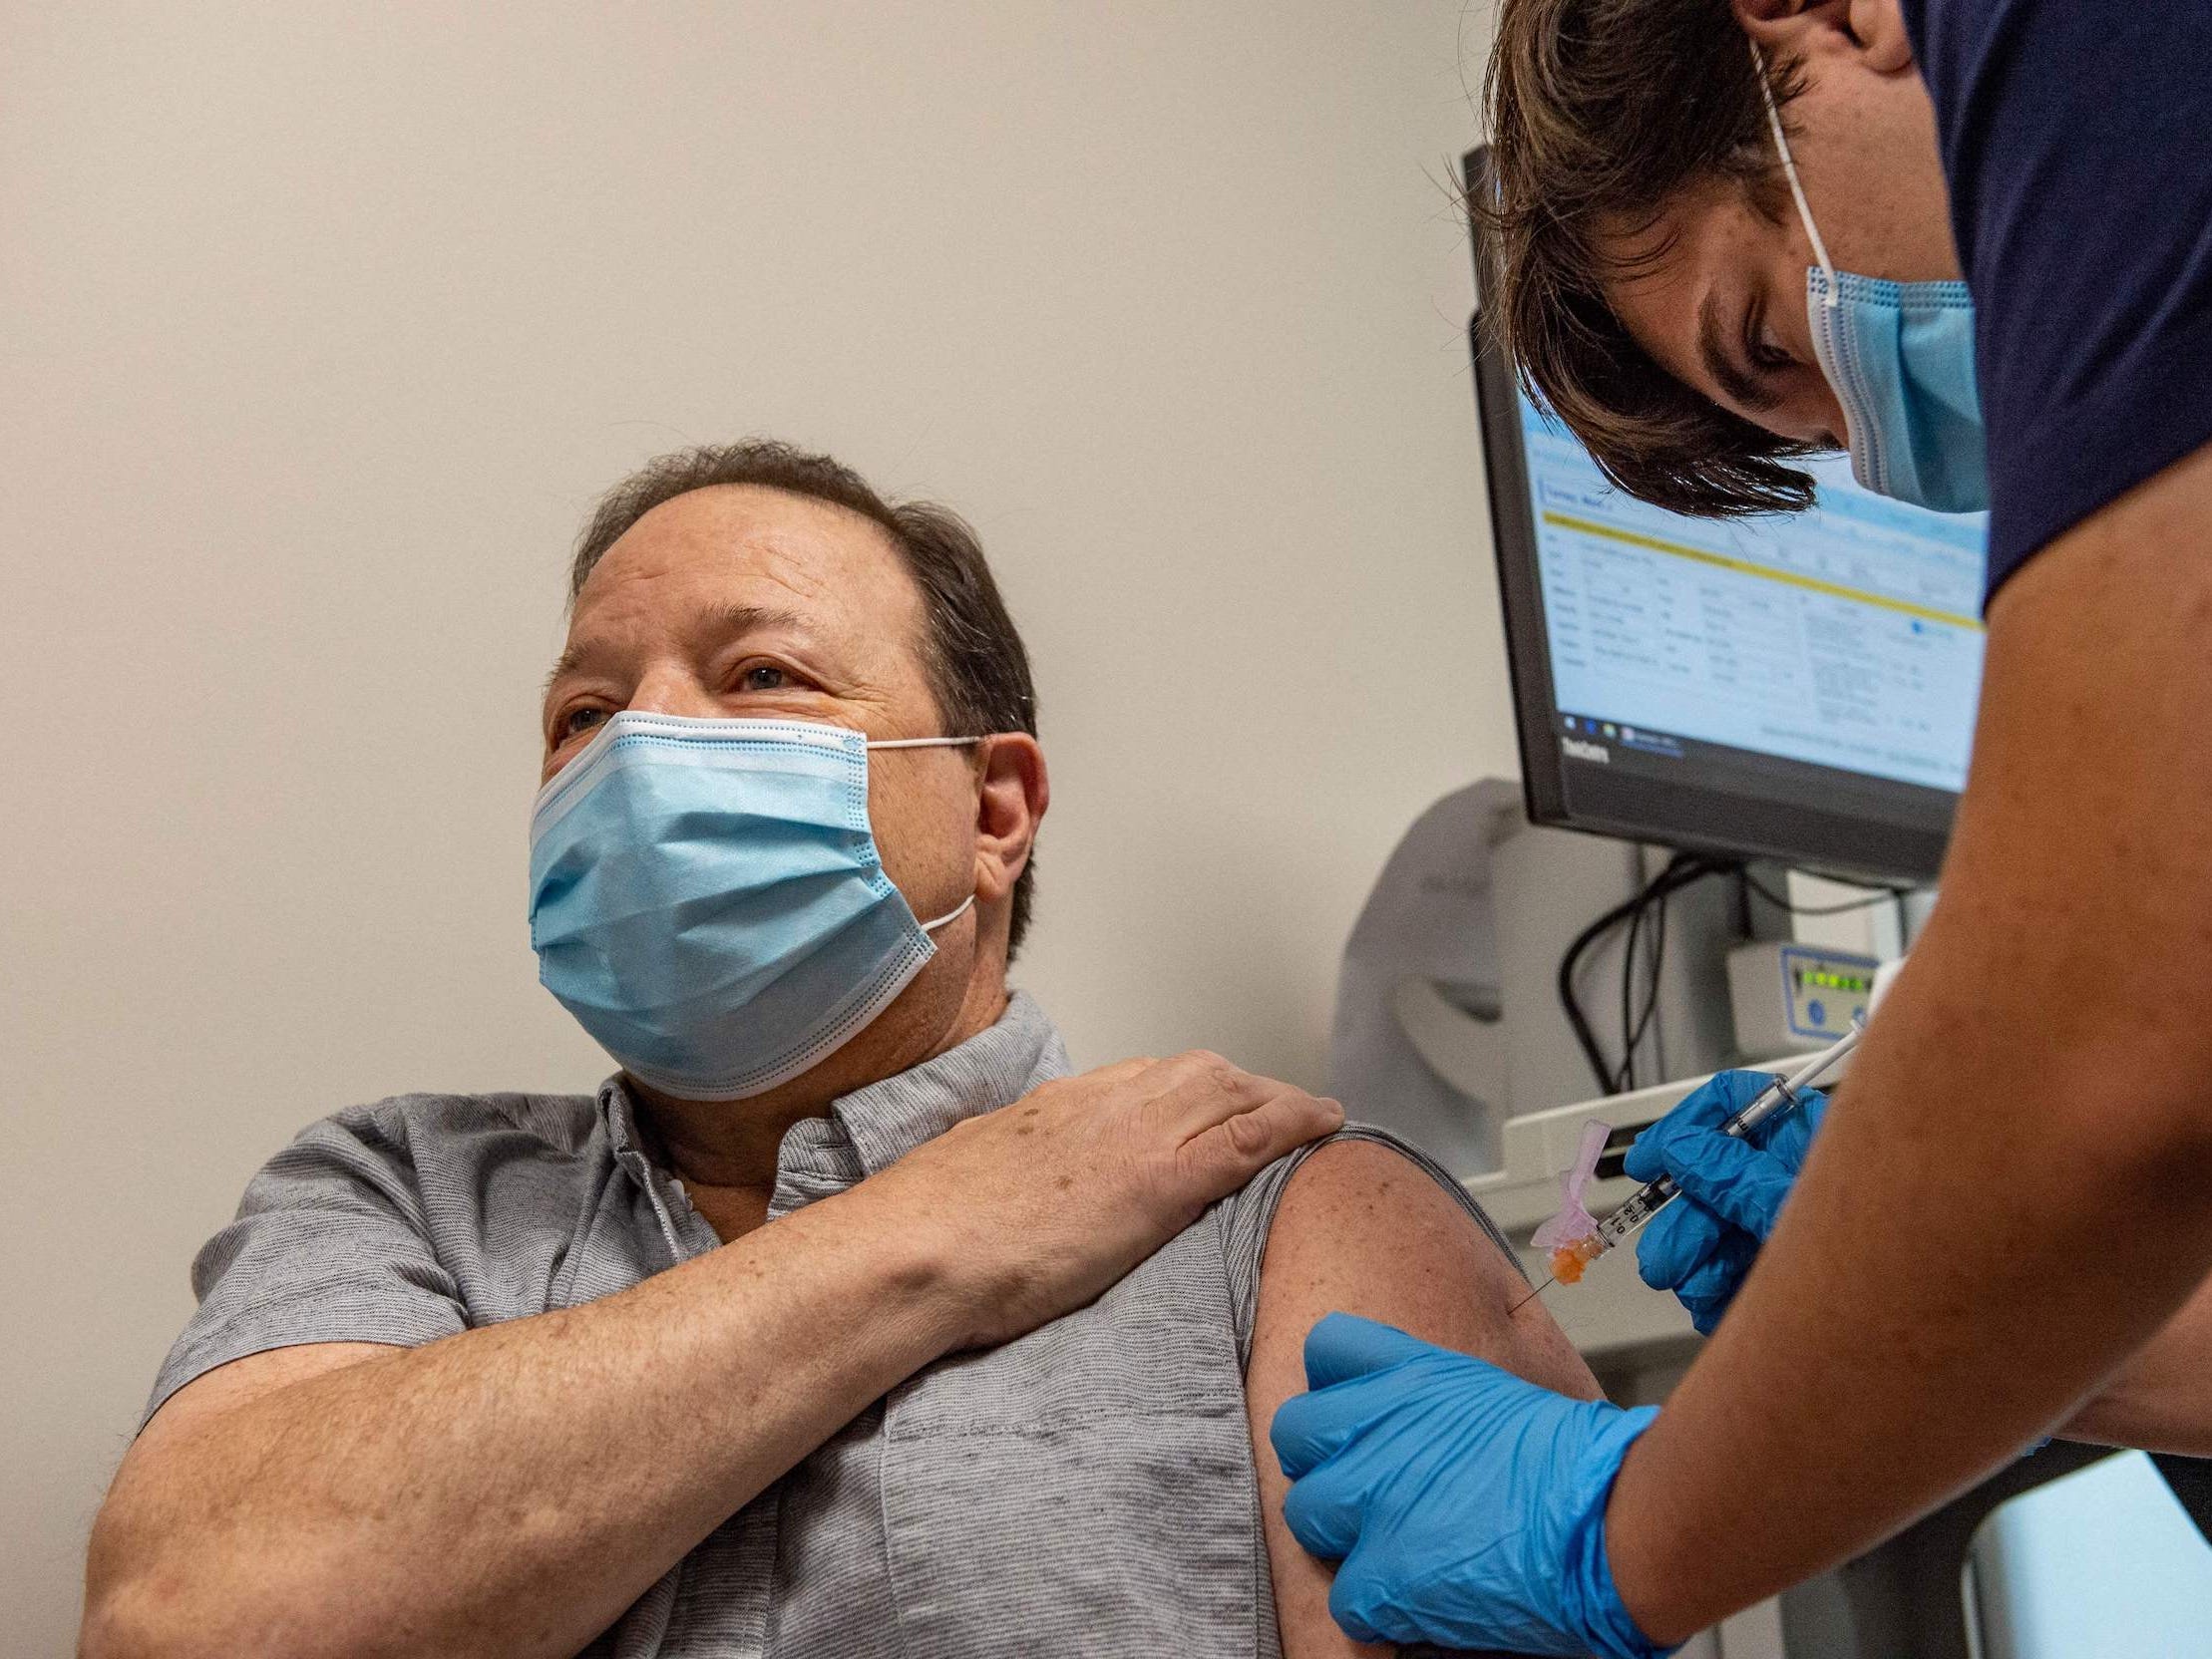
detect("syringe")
(1512, 1019), (1865, 1310)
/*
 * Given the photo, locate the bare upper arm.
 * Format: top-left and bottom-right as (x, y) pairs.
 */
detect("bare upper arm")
(1245, 1140), (1600, 1659)
(1944, 440), (2212, 1126)
(2064, 1268), (2212, 1456)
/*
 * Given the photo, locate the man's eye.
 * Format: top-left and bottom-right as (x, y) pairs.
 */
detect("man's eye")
(560, 706), (609, 741)
(738, 664), (792, 692)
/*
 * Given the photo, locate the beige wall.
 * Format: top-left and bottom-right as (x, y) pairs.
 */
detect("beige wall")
(1, 3), (1513, 1643)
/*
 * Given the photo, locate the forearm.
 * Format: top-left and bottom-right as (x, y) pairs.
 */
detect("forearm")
(2062, 1270), (2212, 1455)
(87, 1185), (957, 1659)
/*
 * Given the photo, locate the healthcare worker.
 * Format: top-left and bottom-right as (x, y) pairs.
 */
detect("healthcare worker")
(1272, 2), (2212, 1654)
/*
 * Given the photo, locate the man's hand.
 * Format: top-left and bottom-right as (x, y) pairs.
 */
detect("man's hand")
(872, 1052), (1343, 1348)
(83, 1051), (1335, 1659)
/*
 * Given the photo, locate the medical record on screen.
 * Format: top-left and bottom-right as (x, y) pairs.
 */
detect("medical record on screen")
(1518, 393), (1988, 797)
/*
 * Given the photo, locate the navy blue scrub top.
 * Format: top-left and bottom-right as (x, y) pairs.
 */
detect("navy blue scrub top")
(1901, 1), (2212, 607)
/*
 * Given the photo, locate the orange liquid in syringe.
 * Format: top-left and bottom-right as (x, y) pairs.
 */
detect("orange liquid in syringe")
(1549, 1235), (1605, 1284)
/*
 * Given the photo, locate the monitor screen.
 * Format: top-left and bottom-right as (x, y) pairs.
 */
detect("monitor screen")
(1526, 392), (1986, 792)
(1478, 341), (1988, 882)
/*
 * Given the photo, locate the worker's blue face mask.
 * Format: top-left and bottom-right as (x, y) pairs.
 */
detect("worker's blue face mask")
(528, 713), (978, 1101)
(1755, 52), (1989, 514)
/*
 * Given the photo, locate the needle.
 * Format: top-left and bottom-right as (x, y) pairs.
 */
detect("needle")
(1504, 1024), (1864, 1320)
(1510, 1276), (1556, 1313)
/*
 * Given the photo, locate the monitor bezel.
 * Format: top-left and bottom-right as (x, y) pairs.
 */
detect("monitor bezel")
(1466, 148), (1954, 886)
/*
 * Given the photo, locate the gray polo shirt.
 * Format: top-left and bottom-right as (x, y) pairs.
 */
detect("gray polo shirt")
(151, 991), (1521, 1657)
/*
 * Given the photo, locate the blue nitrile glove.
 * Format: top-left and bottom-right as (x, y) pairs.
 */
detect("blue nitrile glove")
(1272, 1313), (1670, 1659)
(1624, 1070), (1829, 1334)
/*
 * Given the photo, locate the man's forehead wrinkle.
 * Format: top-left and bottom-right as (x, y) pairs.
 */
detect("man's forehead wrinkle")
(664, 496), (913, 622)
(570, 548), (679, 634)
(734, 545), (927, 692)
(734, 517), (928, 665)
(737, 542), (846, 611)
(556, 557), (676, 661)
(546, 488), (941, 723)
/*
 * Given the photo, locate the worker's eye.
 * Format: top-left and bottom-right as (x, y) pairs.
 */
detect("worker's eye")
(1745, 302), (1792, 373)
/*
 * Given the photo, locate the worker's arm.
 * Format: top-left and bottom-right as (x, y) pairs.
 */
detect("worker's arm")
(2061, 1270), (2212, 1456)
(1245, 1141), (1601, 1659)
(1634, 1080), (2212, 1455)
(1605, 438), (2212, 1643)
(80, 1055), (1340, 1659)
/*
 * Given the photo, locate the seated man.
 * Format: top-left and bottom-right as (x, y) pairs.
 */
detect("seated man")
(82, 441), (1599, 1659)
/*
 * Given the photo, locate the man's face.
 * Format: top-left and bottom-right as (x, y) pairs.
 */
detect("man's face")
(541, 485), (982, 948)
(1601, 2), (1960, 450)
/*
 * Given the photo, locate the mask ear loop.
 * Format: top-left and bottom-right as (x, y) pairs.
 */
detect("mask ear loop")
(865, 735), (991, 933)
(920, 893), (975, 933)
(1751, 42), (1838, 310)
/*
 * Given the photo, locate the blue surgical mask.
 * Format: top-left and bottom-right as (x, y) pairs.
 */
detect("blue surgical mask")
(1755, 50), (1988, 513)
(528, 713), (978, 1101)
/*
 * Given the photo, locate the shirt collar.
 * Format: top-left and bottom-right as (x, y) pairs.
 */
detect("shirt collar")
(813, 990), (1068, 1176)
(597, 989), (1070, 1186)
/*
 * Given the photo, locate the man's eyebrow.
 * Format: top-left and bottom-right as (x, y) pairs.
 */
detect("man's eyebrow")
(542, 602), (818, 695)
(1696, 291), (1781, 415)
(699, 600), (813, 646)
(543, 641), (591, 697)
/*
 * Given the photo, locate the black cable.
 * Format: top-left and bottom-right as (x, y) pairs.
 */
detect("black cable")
(1619, 854), (1724, 1090)
(1564, 859), (1914, 1097)
(1558, 889), (1653, 1096)
(1620, 866), (1676, 1090)
(1557, 853), (1723, 1096)
(1618, 886), (1647, 1092)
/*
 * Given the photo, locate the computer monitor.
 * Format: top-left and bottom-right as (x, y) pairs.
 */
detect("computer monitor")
(1466, 156), (1987, 885)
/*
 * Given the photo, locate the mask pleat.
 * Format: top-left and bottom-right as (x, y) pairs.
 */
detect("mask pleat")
(526, 713), (952, 1100)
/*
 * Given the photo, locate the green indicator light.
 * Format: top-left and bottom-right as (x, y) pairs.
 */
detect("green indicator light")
(1797, 969), (1874, 992)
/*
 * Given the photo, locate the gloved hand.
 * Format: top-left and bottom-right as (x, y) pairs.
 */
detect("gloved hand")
(1624, 1069), (1829, 1334)
(1272, 1313), (1669, 1659)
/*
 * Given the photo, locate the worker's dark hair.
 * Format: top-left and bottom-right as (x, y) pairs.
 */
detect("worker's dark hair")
(570, 440), (1042, 957)
(1479, 0), (1826, 515)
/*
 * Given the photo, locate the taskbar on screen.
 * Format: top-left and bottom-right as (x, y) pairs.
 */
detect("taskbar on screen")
(1551, 711), (1959, 857)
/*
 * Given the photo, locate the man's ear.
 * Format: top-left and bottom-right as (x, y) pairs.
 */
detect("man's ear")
(970, 735), (1047, 910)
(1734, 0), (1913, 74)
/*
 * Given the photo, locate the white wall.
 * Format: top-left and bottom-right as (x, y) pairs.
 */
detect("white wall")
(1, 3), (1512, 1642)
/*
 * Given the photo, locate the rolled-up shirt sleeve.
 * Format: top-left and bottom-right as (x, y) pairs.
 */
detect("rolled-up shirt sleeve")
(143, 1105), (470, 1426)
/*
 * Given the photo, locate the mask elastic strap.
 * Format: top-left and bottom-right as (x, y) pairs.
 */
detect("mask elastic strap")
(1751, 42), (1838, 309)
(866, 736), (986, 934)
(920, 893), (975, 933)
